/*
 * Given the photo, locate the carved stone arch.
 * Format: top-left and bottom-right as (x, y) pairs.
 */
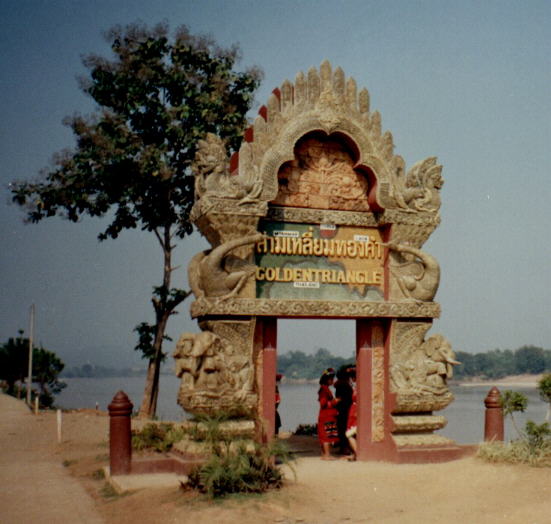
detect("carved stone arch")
(258, 114), (385, 204)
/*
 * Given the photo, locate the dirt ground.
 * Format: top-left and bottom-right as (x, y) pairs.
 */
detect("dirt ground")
(2, 394), (550, 524)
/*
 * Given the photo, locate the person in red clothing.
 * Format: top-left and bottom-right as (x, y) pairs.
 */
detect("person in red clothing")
(317, 367), (339, 460)
(345, 367), (358, 460)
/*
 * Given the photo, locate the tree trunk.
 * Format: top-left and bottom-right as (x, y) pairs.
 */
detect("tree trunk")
(138, 225), (173, 418)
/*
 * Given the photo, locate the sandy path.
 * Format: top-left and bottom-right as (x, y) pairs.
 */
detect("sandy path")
(0, 394), (103, 524)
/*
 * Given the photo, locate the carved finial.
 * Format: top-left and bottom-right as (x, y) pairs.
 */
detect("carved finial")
(307, 67), (320, 104)
(371, 110), (381, 136)
(382, 131), (394, 159)
(295, 71), (306, 105)
(281, 80), (293, 112)
(266, 92), (280, 121)
(346, 77), (357, 110)
(320, 60), (332, 91)
(333, 67), (345, 97)
(359, 88), (370, 114)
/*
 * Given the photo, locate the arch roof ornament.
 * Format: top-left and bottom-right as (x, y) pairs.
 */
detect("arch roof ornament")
(191, 61), (443, 247)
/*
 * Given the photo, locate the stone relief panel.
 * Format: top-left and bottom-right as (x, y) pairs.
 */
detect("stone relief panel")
(273, 134), (370, 212)
(371, 325), (385, 442)
(390, 321), (459, 413)
(173, 319), (257, 415)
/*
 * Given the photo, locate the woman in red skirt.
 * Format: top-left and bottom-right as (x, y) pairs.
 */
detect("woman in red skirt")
(317, 368), (339, 459)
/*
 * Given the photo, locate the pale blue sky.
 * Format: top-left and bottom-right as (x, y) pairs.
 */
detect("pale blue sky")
(1, 0), (550, 367)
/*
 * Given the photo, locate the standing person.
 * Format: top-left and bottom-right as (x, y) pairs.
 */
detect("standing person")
(317, 368), (339, 460)
(346, 367), (358, 461)
(275, 373), (282, 435)
(334, 365), (354, 455)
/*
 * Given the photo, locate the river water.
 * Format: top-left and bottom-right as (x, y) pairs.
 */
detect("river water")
(56, 376), (547, 444)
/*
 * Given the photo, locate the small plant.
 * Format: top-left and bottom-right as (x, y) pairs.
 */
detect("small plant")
(92, 468), (106, 480)
(187, 439), (294, 498)
(500, 390), (528, 438)
(62, 459), (77, 467)
(131, 422), (186, 453)
(525, 420), (551, 457)
(293, 423), (317, 436)
(185, 414), (295, 499)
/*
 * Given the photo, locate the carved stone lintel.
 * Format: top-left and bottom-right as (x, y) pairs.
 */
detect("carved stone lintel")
(190, 297), (441, 319)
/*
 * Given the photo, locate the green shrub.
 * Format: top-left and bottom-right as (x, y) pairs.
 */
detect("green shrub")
(525, 420), (551, 456)
(131, 422), (186, 452)
(185, 414), (295, 499)
(500, 390), (528, 438)
(187, 439), (294, 498)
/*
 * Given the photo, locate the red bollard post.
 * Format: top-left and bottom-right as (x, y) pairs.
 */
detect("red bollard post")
(484, 386), (504, 442)
(108, 391), (133, 475)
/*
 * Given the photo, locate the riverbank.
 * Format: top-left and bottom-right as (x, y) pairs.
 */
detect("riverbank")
(2, 393), (550, 523)
(455, 373), (545, 388)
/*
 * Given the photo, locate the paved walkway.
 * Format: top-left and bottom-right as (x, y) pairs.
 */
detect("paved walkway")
(0, 394), (103, 524)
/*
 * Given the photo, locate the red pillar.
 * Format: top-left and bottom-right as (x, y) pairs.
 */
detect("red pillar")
(356, 319), (372, 461)
(261, 317), (277, 442)
(108, 391), (133, 475)
(484, 386), (504, 442)
(355, 319), (395, 461)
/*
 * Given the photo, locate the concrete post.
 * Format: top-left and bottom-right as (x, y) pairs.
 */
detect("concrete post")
(108, 391), (133, 475)
(484, 386), (504, 442)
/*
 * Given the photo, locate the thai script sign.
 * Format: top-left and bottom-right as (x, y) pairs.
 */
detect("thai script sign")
(255, 221), (385, 301)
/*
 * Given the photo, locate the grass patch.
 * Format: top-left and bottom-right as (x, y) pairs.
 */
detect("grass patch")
(477, 439), (551, 467)
(99, 482), (126, 500)
(132, 422), (186, 452)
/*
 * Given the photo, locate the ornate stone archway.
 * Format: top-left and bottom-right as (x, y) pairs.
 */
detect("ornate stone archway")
(174, 61), (462, 462)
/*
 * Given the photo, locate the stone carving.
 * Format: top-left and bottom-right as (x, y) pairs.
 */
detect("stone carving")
(188, 233), (263, 300)
(386, 242), (440, 301)
(193, 133), (263, 205)
(391, 322), (458, 412)
(273, 135), (370, 211)
(173, 320), (256, 415)
(190, 297), (441, 319)
(392, 334), (458, 395)
(392, 157), (443, 213)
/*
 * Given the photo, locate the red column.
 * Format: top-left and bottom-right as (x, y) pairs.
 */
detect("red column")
(484, 387), (504, 442)
(108, 391), (133, 475)
(356, 319), (372, 461)
(262, 317), (277, 442)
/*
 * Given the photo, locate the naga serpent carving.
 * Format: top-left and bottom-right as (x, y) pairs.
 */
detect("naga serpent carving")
(385, 242), (440, 301)
(188, 233), (264, 300)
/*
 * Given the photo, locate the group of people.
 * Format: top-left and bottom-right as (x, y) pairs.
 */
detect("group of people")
(317, 365), (357, 460)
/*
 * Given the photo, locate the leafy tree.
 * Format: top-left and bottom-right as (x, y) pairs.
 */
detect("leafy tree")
(514, 345), (546, 374)
(538, 374), (551, 422)
(0, 332), (66, 407)
(0, 331), (29, 395)
(11, 23), (261, 417)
